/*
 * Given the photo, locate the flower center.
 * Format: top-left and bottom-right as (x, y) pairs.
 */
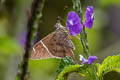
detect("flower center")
(69, 20), (74, 26)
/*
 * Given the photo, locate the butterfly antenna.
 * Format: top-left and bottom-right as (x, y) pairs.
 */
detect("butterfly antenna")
(56, 5), (69, 26)
(57, 16), (66, 24)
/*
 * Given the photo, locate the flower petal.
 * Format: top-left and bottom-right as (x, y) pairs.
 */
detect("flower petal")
(79, 55), (88, 64)
(84, 6), (94, 29)
(67, 11), (83, 36)
(84, 19), (93, 29)
(87, 56), (97, 64)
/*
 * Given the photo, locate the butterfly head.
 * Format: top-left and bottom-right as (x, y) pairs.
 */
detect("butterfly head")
(55, 22), (64, 30)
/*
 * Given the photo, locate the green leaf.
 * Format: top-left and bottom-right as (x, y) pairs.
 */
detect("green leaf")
(56, 64), (87, 80)
(0, 36), (22, 55)
(98, 54), (120, 78)
(28, 58), (60, 80)
(56, 56), (74, 74)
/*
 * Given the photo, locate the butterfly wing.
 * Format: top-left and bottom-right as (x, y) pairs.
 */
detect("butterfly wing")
(31, 23), (75, 60)
(43, 27), (75, 60)
(31, 33), (54, 59)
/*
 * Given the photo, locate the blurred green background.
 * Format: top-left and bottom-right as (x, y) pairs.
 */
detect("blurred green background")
(0, 0), (120, 80)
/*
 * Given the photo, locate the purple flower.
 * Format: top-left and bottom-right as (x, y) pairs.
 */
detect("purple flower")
(19, 31), (27, 47)
(79, 55), (88, 65)
(67, 11), (83, 36)
(79, 55), (97, 65)
(84, 6), (94, 29)
(87, 56), (97, 64)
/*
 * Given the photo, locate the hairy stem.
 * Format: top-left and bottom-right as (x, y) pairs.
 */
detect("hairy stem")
(72, 1), (99, 80)
(72, 0), (89, 58)
(20, 0), (44, 80)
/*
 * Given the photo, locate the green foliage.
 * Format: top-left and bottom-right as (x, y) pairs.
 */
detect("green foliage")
(56, 64), (88, 80)
(56, 65), (80, 80)
(0, 36), (22, 55)
(86, 64), (99, 80)
(98, 54), (120, 78)
(28, 58), (60, 80)
(56, 56), (74, 74)
(103, 71), (120, 80)
(0, 36), (22, 80)
(99, 0), (120, 7)
(71, 36), (83, 60)
(72, 0), (80, 13)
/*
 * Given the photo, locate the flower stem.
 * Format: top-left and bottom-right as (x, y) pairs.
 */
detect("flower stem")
(20, 0), (45, 80)
(72, 0), (89, 58)
(80, 26), (89, 58)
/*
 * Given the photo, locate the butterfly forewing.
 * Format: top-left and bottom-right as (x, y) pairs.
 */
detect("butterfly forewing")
(31, 33), (54, 59)
(31, 23), (75, 60)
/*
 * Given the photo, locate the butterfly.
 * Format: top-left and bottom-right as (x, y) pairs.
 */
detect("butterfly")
(30, 22), (75, 60)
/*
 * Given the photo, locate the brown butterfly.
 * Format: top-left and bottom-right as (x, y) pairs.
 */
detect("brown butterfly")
(30, 23), (75, 60)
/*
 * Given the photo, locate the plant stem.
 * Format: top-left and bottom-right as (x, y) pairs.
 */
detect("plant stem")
(72, 0), (89, 58)
(72, 0), (100, 80)
(20, 0), (44, 80)
(32, 0), (45, 44)
(80, 26), (89, 58)
(93, 64), (99, 80)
